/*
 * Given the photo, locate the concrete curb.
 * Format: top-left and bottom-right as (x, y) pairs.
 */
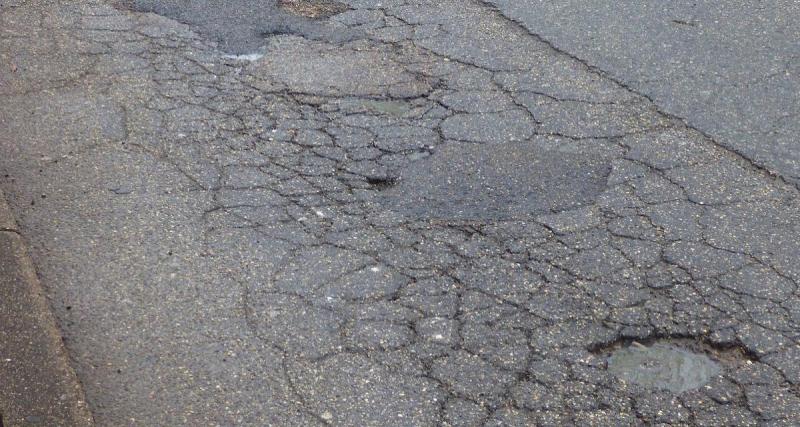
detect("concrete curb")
(0, 190), (93, 426)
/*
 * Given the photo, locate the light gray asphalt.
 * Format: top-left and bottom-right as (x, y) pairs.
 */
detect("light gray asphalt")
(487, 0), (800, 184)
(1, 0), (799, 425)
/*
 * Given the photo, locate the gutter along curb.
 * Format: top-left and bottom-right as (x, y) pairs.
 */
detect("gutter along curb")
(0, 190), (93, 426)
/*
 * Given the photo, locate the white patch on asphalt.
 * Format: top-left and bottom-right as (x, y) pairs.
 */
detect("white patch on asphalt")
(222, 52), (265, 61)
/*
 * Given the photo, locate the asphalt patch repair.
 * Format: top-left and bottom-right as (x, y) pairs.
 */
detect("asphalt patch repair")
(384, 142), (612, 220)
(118, 0), (355, 53)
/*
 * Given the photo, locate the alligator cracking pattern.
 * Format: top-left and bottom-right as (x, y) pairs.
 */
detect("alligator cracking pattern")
(1, 0), (799, 425)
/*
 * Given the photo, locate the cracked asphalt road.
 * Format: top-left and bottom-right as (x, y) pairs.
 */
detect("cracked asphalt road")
(486, 0), (800, 184)
(1, 0), (799, 425)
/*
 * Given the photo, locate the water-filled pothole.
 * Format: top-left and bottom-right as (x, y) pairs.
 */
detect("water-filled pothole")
(594, 338), (754, 393)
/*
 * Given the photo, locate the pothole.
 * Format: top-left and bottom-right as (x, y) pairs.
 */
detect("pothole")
(594, 338), (755, 393)
(278, 0), (348, 19)
(366, 176), (398, 191)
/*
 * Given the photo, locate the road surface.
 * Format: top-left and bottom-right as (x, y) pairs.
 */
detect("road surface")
(1, 0), (799, 425)
(487, 0), (800, 184)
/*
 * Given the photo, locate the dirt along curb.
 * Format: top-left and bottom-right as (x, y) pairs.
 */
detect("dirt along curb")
(0, 190), (93, 426)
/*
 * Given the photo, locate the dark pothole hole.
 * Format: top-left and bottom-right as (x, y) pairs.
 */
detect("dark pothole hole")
(591, 336), (757, 393)
(260, 27), (300, 38)
(366, 176), (398, 191)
